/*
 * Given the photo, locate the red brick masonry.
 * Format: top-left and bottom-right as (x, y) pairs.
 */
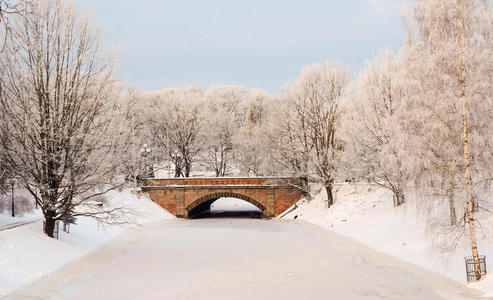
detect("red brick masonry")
(142, 177), (306, 218)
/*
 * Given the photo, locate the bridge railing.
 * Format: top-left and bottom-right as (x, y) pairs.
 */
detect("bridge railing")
(143, 177), (307, 187)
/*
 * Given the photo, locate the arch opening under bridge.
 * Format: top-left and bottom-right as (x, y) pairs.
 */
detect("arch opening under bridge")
(186, 192), (265, 218)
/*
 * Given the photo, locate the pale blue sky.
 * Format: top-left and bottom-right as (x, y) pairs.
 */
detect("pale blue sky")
(78, 0), (408, 95)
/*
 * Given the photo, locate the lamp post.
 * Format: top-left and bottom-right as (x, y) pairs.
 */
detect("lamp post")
(168, 155), (171, 179)
(140, 144), (150, 158)
(140, 144), (152, 179)
(171, 150), (182, 178)
(7, 178), (16, 217)
(167, 129), (171, 179)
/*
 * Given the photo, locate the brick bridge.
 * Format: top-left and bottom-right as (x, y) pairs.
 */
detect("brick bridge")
(142, 177), (306, 218)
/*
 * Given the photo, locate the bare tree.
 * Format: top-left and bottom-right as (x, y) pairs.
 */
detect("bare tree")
(109, 83), (149, 185)
(147, 87), (204, 178)
(233, 90), (272, 176)
(266, 93), (312, 179)
(0, 0), (128, 238)
(345, 49), (408, 207)
(0, 0), (24, 50)
(284, 62), (349, 207)
(201, 85), (245, 177)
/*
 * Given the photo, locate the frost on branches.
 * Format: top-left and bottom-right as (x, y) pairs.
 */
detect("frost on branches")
(201, 86), (246, 177)
(344, 49), (409, 207)
(400, 0), (493, 281)
(281, 62), (349, 207)
(0, 0), (131, 238)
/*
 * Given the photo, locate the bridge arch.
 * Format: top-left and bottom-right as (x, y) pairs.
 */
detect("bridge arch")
(186, 192), (266, 218)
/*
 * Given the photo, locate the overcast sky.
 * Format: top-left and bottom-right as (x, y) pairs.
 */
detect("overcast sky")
(77, 0), (408, 95)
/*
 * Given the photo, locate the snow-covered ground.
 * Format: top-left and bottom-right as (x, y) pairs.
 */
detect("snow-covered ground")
(0, 210), (42, 229)
(284, 183), (493, 297)
(0, 189), (174, 297)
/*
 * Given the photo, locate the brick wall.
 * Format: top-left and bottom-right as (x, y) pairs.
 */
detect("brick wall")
(149, 189), (177, 215)
(274, 187), (304, 216)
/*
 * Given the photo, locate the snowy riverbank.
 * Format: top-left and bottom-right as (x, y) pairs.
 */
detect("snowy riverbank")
(0, 189), (174, 296)
(284, 183), (493, 297)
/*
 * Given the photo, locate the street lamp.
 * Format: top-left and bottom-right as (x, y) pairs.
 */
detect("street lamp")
(171, 150), (182, 161)
(139, 144), (153, 180)
(140, 144), (151, 158)
(6, 178), (17, 217)
(171, 150), (182, 178)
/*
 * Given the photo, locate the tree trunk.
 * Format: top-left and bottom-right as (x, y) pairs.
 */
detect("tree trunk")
(448, 186), (457, 226)
(184, 164), (191, 178)
(174, 165), (181, 178)
(44, 210), (56, 238)
(447, 162), (458, 226)
(462, 110), (482, 280)
(325, 183), (334, 208)
(393, 189), (405, 207)
(449, 197), (457, 226)
(458, 4), (482, 280)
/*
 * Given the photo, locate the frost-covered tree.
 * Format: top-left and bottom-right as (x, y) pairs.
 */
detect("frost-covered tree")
(147, 87), (205, 178)
(234, 90), (272, 176)
(202, 85), (246, 177)
(265, 95), (313, 179)
(401, 0), (493, 280)
(0, 1), (23, 47)
(0, 0), (128, 238)
(284, 62), (349, 207)
(345, 49), (408, 207)
(111, 84), (151, 185)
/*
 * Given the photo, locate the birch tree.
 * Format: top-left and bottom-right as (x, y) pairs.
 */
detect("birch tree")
(0, 0), (127, 237)
(401, 0), (493, 280)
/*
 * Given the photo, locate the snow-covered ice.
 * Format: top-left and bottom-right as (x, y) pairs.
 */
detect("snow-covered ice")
(4, 218), (481, 299)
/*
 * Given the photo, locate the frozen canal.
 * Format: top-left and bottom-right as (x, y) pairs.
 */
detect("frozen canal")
(5, 217), (481, 299)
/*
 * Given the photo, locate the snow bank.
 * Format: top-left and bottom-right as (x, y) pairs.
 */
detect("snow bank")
(0, 189), (174, 296)
(0, 210), (42, 228)
(284, 183), (493, 297)
(471, 275), (493, 298)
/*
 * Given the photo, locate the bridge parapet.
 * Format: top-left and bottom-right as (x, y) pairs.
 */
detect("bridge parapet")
(143, 177), (306, 188)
